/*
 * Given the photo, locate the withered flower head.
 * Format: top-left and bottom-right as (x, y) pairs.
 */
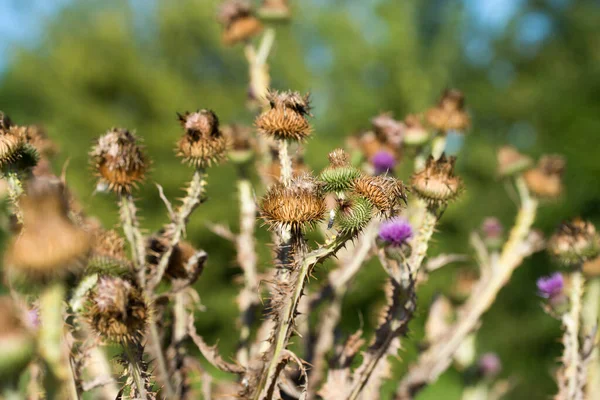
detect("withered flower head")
(4, 177), (91, 283)
(497, 146), (533, 177)
(260, 173), (326, 232)
(320, 148), (361, 193)
(0, 116), (38, 171)
(255, 89), (312, 142)
(222, 123), (255, 164)
(258, 0), (291, 21)
(351, 175), (408, 216)
(218, 0), (263, 45)
(86, 276), (149, 344)
(523, 155), (565, 199)
(426, 89), (470, 133)
(177, 110), (228, 168)
(147, 228), (206, 283)
(87, 228), (129, 273)
(0, 297), (35, 381)
(411, 154), (463, 206)
(403, 114), (430, 146)
(90, 128), (147, 194)
(548, 219), (600, 267)
(371, 113), (405, 148)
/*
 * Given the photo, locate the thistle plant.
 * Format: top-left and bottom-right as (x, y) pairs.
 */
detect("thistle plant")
(0, 3), (597, 400)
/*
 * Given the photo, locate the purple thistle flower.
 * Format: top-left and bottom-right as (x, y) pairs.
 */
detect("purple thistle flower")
(481, 217), (503, 239)
(537, 272), (564, 299)
(371, 150), (396, 175)
(379, 218), (413, 246)
(478, 353), (502, 378)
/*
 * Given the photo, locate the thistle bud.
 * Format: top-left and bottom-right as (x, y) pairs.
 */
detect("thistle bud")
(378, 218), (413, 247)
(319, 148), (361, 193)
(258, 0), (291, 21)
(260, 173), (326, 232)
(411, 154), (463, 207)
(481, 217), (504, 250)
(0, 114), (39, 173)
(4, 177), (91, 283)
(523, 155), (565, 199)
(90, 128), (148, 194)
(403, 114), (430, 146)
(0, 297), (35, 383)
(335, 196), (374, 235)
(88, 228), (129, 274)
(255, 89), (312, 142)
(426, 89), (470, 133)
(222, 123), (255, 165)
(177, 110), (228, 168)
(496, 146), (532, 177)
(218, 0), (263, 45)
(548, 219), (600, 267)
(352, 175), (408, 216)
(86, 276), (149, 344)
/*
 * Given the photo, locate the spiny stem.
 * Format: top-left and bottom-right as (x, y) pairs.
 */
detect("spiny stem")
(406, 207), (437, 280)
(431, 136), (447, 160)
(583, 277), (600, 397)
(123, 343), (148, 399)
(148, 320), (174, 399)
(278, 139), (292, 187)
(149, 168), (206, 291)
(561, 269), (585, 399)
(119, 194), (146, 288)
(6, 172), (23, 223)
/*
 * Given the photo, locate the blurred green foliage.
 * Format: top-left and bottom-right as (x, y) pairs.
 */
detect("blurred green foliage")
(1, 0), (599, 398)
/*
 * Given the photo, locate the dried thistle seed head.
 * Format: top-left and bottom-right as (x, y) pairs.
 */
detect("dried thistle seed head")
(218, 0), (263, 45)
(523, 155), (565, 199)
(147, 229), (206, 282)
(177, 110), (228, 168)
(426, 89), (470, 133)
(371, 113), (404, 148)
(335, 196), (374, 235)
(411, 154), (463, 206)
(87, 228), (129, 274)
(351, 175), (408, 216)
(548, 219), (600, 267)
(255, 89), (312, 141)
(86, 276), (149, 344)
(320, 148), (361, 193)
(403, 114), (430, 146)
(258, 0), (291, 21)
(0, 122), (38, 172)
(4, 177), (91, 283)
(497, 146), (533, 177)
(222, 123), (255, 164)
(0, 297), (35, 382)
(90, 128), (147, 194)
(260, 173), (326, 231)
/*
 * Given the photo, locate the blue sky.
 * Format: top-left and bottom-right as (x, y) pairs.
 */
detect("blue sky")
(0, 0), (549, 72)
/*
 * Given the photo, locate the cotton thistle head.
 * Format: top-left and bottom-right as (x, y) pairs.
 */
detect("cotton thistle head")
(370, 150), (396, 175)
(426, 89), (470, 133)
(0, 297), (35, 382)
(218, 0), (263, 45)
(255, 89), (312, 142)
(4, 177), (91, 284)
(411, 154), (463, 207)
(537, 272), (568, 314)
(86, 276), (149, 344)
(371, 112), (404, 148)
(378, 218), (413, 247)
(0, 113), (39, 173)
(90, 128), (148, 194)
(260, 173), (326, 233)
(548, 219), (600, 267)
(524, 155), (565, 199)
(335, 196), (374, 235)
(497, 146), (532, 177)
(351, 175), (408, 216)
(177, 110), (228, 168)
(319, 148), (361, 193)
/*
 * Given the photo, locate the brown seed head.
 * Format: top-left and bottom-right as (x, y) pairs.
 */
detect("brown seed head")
(86, 276), (149, 344)
(4, 177), (91, 283)
(222, 123), (255, 164)
(218, 0), (263, 45)
(411, 154), (463, 206)
(426, 89), (470, 132)
(523, 154), (565, 199)
(371, 113), (405, 148)
(0, 124), (27, 168)
(147, 228), (206, 282)
(548, 219), (600, 267)
(328, 148), (350, 168)
(260, 173), (326, 232)
(91, 128), (147, 194)
(177, 110), (228, 168)
(497, 146), (533, 177)
(351, 175), (408, 216)
(255, 89), (312, 141)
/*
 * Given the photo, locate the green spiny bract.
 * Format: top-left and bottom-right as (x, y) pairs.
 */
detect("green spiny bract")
(335, 196), (374, 235)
